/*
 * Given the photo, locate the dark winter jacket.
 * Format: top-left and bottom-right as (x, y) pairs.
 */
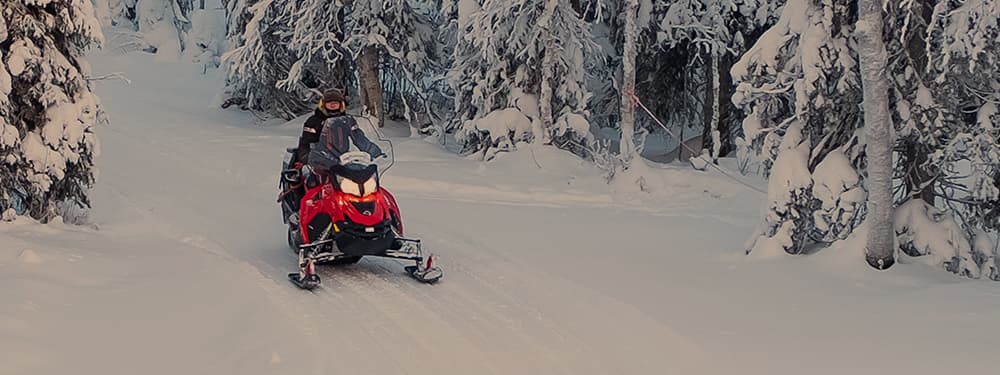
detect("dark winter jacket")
(307, 115), (384, 172)
(296, 109), (339, 163)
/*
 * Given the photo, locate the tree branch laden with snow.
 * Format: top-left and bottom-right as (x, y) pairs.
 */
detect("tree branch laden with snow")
(449, 0), (597, 159)
(1, 0), (104, 221)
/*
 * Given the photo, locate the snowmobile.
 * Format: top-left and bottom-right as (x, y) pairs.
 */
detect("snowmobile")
(278, 150), (442, 290)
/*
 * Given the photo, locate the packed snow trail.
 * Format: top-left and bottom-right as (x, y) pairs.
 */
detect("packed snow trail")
(4, 52), (1000, 374)
(77, 53), (710, 374)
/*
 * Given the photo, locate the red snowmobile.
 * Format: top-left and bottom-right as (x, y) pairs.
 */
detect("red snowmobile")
(278, 151), (441, 290)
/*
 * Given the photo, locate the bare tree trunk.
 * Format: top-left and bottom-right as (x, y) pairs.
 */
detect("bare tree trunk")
(677, 126), (685, 161)
(358, 45), (384, 128)
(619, 0), (639, 167)
(857, 0), (895, 270)
(717, 53), (733, 157)
(537, 1), (559, 145)
(700, 53), (722, 162)
(701, 56), (713, 159)
(904, 142), (936, 203)
(539, 44), (555, 144)
(358, 78), (369, 117)
(709, 53), (721, 161)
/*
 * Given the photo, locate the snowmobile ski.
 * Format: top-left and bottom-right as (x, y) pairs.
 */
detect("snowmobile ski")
(289, 247), (321, 289)
(288, 272), (321, 290)
(405, 254), (442, 284)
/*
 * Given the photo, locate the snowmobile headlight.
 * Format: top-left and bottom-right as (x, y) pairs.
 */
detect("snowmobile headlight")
(363, 176), (378, 196)
(339, 178), (362, 196)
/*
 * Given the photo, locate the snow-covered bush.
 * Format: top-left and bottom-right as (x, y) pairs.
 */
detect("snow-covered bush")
(745, 125), (815, 255)
(1, 0), (104, 221)
(100, 0), (195, 58)
(811, 149), (866, 242)
(895, 199), (982, 278)
(185, 6), (227, 73)
(973, 229), (1000, 281)
(457, 108), (534, 161)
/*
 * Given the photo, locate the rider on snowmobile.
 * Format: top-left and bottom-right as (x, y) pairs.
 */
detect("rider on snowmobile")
(295, 89), (349, 167)
(281, 90), (441, 289)
(294, 89), (385, 246)
(293, 89), (385, 186)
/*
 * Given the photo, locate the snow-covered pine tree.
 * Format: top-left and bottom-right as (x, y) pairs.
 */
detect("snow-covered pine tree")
(224, 0), (441, 123)
(274, 0), (350, 101)
(446, 0), (503, 150)
(583, 0), (784, 164)
(734, 0), (864, 255)
(919, 0), (1000, 278)
(101, 0), (195, 57)
(737, 0), (999, 279)
(863, 0), (998, 278)
(344, 0), (441, 131)
(578, 0), (623, 136)
(886, 0), (951, 205)
(1, 0), (104, 221)
(221, 0), (310, 119)
(449, 0), (597, 160)
(653, 0), (785, 161)
(421, 0), (464, 140)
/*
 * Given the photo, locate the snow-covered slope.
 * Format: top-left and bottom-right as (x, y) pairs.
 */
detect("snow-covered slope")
(2, 51), (999, 374)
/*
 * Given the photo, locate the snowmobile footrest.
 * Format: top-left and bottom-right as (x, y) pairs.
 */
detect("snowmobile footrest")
(299, 239), (334, 250)
(383, 238), (423, 260)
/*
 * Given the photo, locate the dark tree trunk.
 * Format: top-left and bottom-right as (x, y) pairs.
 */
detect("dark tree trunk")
(358, 45), (385, 128)
(717, 53), (734, 157)
(701, 53), (734, 160)
(701, 55), (713, 158)
(904, 142), (936, 204)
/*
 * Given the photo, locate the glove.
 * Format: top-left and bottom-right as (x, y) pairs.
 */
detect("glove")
(293, 162), (304, 170)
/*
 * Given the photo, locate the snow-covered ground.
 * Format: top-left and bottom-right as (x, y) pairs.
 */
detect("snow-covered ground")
(2, 50), (999, 375)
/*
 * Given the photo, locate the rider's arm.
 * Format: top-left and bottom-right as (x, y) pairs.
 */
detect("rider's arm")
(348, 118), (384, 158)
(296, 114), (325, 163)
